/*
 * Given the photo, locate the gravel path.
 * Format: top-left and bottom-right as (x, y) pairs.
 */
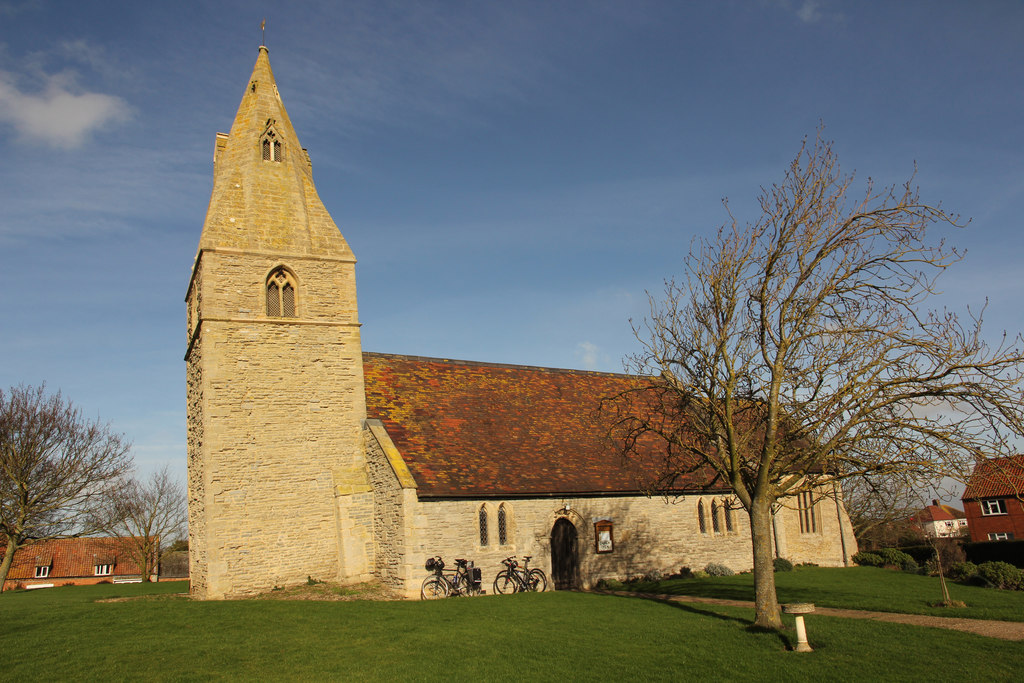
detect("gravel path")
(620, 592), (1024, 641)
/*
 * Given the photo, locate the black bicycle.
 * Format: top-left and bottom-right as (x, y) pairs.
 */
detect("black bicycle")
(421, 557), (483, 599)
(492, 556), (547, 594)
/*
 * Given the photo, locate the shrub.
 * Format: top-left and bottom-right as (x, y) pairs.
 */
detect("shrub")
(876, 548), (914, 567)
(773, 558), (794, 572)
(703, 563), (734, 577)
(976, 561), (1024, 590)
(948, 561), (978, 583)
(595, 578), (625, 590)
(901, 558), (920, 574)
(852, 551), (884, 567)
(643, 570), (664, 583)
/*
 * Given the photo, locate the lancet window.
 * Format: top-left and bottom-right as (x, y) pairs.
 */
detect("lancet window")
(266, 267), (297, 317)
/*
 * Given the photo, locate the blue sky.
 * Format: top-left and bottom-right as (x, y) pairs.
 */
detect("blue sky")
(1, 1), (1022, 499)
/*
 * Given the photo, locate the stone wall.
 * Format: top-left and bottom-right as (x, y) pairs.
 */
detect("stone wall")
(186, 249), (370, 599)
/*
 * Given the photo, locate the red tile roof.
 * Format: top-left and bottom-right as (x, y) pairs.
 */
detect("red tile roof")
(0, 537), (149, 581)
(918, 504), (965, 522)
(963, 454), (1024, 500)
(362, 353), (720, 498)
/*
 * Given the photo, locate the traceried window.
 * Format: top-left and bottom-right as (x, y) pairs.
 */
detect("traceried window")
(798, 492), (818, 534)
(266, 267), (297, 317)
(981, 499), (1008, 516)
(697, 500), (707, 534)
(711, 501), (721, 534)
(261, 130), (283, 162)
(724, 500), (734, 533)
(478, 505), (489, 546)
(497, 504), (509, 545)
(94, 564), (112, 576)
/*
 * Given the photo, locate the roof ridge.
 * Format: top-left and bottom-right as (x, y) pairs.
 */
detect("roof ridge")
(362, 350), (633, 378)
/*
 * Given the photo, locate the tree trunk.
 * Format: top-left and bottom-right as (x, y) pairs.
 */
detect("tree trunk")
(0, 536), (20, 592)
(749, 499), (783, 630)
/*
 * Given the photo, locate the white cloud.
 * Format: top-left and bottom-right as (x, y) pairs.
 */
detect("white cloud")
(0, 69), (130, 148)
(576, 341), (602, 370)
(796, 1), (821, 23)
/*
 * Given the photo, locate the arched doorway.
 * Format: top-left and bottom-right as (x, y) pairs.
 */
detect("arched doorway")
(550, 517), (579, 590)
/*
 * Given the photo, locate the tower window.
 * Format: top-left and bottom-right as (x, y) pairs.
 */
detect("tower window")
(261, 130), (283, 162)
(266, 268), (297, 317)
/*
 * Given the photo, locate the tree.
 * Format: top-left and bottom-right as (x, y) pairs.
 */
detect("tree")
(610, 133), (1024, 630)
(0, 385), (132, 591)
(842, 473), (928, 548)
(90, 466), (186, 582)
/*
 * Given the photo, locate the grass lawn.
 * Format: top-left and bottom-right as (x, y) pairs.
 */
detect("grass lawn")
(625, 565), (1024, 622)
(1, 581), (1022, 681)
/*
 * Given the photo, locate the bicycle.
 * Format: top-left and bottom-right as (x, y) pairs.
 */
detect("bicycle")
(492, 556), (548, 594)
(420, 557), (484, 599)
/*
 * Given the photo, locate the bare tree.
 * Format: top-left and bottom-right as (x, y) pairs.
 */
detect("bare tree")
(842, 474), (928, 548)
(0, 385), (132, 591)
(609, 133), (1024, 630)
(91, 466), (186, 582)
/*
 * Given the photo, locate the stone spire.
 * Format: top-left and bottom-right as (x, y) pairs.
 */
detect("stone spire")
(197, 45), (353, 258)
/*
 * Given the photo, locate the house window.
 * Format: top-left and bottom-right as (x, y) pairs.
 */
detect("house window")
(697, 500), (707, 534)
(981, 499), (1008, 516)
(988, 532), (1014, 541)
(34, 565), (50, 579)
(798, 492), (817, 533)
(478, 505), (489, 546)
(94, 564), (112, 576)
(266, 268), (297, 317)
(497, 504), (509, 545)
(711, 500), (721, 534)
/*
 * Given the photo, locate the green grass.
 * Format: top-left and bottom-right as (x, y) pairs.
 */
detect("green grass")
(1, 581), (1022, 681)
(626, 565), (1024, 621)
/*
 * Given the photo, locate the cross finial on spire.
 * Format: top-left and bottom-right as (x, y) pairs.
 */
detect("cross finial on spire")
(261, 19), (266, 46)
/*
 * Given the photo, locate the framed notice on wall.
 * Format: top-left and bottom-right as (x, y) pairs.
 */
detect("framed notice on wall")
(594, 520), (614, 553)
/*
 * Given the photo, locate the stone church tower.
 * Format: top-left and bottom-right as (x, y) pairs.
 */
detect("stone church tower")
(185, 46), (373, 598)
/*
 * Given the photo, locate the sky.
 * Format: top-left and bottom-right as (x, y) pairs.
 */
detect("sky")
(1, 1), (1022, 503)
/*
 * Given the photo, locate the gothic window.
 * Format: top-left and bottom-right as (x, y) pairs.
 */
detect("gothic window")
(724, 500), (734, 533)
(711, 500), (721, 534)
(798, 491), (818, 534)
(478, 505), (489, 546)
(697, 500), (707, 534)
(261, 126), (283, 162)
(266, 268), (297, 317)
(497, 504), (509, 545)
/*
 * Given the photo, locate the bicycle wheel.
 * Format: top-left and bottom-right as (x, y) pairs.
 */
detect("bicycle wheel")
(493, 569), (517, 594)
(420, 576), (450, 599)
(528, 568), (548, 592)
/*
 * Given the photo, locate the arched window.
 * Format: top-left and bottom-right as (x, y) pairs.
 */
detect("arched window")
(261, 131), (283, 162)
(724, 499), (734, 533)
(498, 504), (509, 545)
(478, 505), (489, 546)
(697, 500), (707, 534)
(266, 267), (297, 317)
(711, 501), (721, 534)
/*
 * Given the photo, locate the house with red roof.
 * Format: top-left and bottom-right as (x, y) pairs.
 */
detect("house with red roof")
(0, 537), (156, 591)
(962, 455), (1024, 542)
(913, 500), (969, 539)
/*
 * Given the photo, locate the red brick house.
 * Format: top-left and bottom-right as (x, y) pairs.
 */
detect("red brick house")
(962, 455), (1024, 542)
(0, 537), (156, 591)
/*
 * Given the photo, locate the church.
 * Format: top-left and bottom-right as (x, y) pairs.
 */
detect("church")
(185, 46), (856, 599)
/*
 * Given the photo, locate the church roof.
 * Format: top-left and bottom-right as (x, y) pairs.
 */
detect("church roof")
(196, 46), (353, 259)
(963, 454), (1024, 500)
(362, 352), (719, 498)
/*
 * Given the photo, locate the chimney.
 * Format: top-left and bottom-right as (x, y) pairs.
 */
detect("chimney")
(932, 499), (939, 507)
